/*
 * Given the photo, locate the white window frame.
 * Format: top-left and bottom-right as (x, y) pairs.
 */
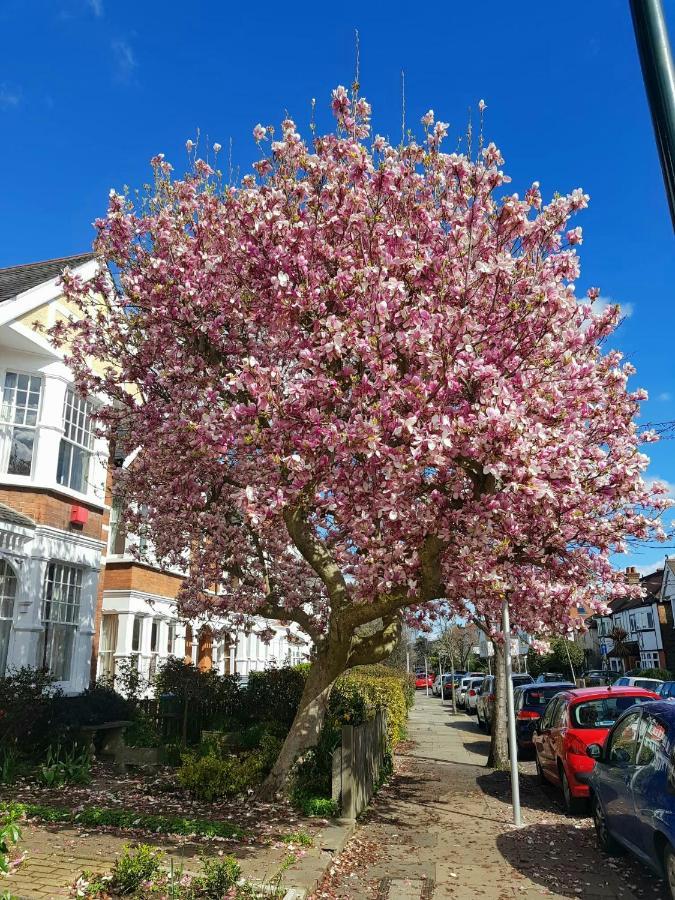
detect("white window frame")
(0, 559), (17, 675)
(0, 370), (43, 478)
(99, 613), (118, 682)
(39, 562), (82, 681)
(57, 389), (95, 495)
(640, 651), (660, 669)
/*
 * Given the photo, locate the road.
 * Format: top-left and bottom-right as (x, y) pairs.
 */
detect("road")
(312, 693), (668, 900)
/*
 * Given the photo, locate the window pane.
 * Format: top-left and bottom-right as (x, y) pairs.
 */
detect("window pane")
(131, 617), (141, 652)
(609, 712), (642, 765)
(8, 427), (35, 475)
(637, 716), (667, 767)
(40, 623), (75, 681)
(0, 561), (17, 676)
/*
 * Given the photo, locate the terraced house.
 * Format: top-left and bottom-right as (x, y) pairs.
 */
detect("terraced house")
(0, 254), (309, 695)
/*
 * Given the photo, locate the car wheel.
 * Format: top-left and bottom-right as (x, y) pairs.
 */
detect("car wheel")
(663, 843), (675, 899)
(560, 766), (587, 816)
(592, 795), (623, 855)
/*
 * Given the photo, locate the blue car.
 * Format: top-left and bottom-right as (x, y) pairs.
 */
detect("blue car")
(513, 682), (574, 753)
(582, 700), (675, 896)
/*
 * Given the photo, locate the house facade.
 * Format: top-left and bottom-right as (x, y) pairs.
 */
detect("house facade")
(99, 503), (310, 693)
(0, 254), (310, 696)
(0, 254), (108, 693)
(595, 566), (675, 673)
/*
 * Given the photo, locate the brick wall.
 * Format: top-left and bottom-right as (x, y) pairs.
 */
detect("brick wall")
(0, 485), (104, 539)
(103, 560), (183, 599)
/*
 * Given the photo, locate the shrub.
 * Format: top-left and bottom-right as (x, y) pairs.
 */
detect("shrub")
(245, 666), (307, 729)
(194, 856), (242, 898)
(0, 667), (61, 755)
(635, 667), (673, 681)
(125, 710), (161, 748)
(111, 844), (162, 895)
(0, 803), (22, 876)
(178, 733), (282, 802)
(38, 743), (91, 788)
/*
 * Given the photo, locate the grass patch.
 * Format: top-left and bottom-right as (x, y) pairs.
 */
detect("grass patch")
(292, 793), (338, 818)
(279, 829), (313, 847)
(5, 802), (247, 840)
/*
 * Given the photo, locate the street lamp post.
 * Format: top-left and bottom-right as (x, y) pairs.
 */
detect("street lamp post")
(629, 0), (675, 229)
(502, 596), (522, 827)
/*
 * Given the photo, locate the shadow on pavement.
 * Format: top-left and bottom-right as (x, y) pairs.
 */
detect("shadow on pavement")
(443, 718), (482, 735)
(477, 769), (567, 815)
(496, 822), (667, 900)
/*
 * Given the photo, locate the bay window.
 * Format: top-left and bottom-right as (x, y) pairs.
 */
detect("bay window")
(39, 562), (82, 681)
(0, 560), (17, 675)
(57, 389), (94, 494)
(0, 371), (42, 476)
(99, 614), (118, 682)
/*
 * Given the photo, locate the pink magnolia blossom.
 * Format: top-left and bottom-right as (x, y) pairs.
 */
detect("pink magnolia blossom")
(54, 87), (669, 686)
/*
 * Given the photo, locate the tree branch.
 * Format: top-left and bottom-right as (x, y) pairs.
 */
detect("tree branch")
(347, 615), (402, 668)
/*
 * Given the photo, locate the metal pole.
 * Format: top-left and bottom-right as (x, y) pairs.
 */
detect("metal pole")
(450, 646), (457, 714)
(425, 656), (429, 697)
(406, 649), (410, 674)
(439, 653), (445, 706)
(629, 0), (675, 229)
(564, 639), (577, 684)
(502, 597), (522, 827)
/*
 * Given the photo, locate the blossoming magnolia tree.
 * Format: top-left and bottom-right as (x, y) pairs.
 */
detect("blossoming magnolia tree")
(54, 88), (669, 789)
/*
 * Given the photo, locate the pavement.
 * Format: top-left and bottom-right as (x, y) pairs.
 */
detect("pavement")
(311, 693), (669, 900)
(3, 695), (670, 900)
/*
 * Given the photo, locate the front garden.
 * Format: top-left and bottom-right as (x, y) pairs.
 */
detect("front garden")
(0, 662), (414, 897)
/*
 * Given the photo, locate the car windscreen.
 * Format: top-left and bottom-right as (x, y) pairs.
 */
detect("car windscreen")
(570, 695), (653, 728)
(512, 676), (533, 686)
(522, 687), (571, 707)
(635, 680), (661, 691)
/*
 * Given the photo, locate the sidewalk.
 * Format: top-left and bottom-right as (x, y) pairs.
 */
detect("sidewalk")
(312, 694), (668, 900)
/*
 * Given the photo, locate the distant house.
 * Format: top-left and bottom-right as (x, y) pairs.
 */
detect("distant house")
(596, 566), (675, 673)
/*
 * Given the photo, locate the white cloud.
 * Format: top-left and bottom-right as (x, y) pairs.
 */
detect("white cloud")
(88, 0), (103, 15)
(0, 84), (21, 110)
(644, 475), (675, 499)
(591, 295), (633, 320)
(633, 560), (667, 577)
(658, 392), (672, 402)
(111, 40), (137, 81)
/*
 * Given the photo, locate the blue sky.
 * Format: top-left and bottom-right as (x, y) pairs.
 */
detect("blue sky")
(1, 0), (673, 573)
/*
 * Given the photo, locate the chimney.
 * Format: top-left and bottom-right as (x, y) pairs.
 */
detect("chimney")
(625, 566), (640, 586)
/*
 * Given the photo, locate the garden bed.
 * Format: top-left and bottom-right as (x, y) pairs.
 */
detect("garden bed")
(0, 759), (322, 848)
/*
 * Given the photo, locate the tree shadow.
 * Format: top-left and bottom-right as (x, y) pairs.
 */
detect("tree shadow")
(496, 822), (667, 899)
(477, 768), (569, 816)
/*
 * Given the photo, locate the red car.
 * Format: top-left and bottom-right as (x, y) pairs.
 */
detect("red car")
(532, 686), (659, 814)
(415, 672), (434, 689)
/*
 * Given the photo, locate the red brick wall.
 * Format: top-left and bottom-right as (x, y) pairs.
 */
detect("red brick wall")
(103, 561), (183, 599)
(0, 485), (104, 539)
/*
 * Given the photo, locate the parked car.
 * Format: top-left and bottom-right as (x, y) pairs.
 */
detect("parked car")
(439, 672), (468, 699)
(465, 677), (485, 715)
(532, 686), (659, 814)
(432, 673), (454, 697)
(415, 672), (435, 690)
(580, 700), (675, 896)
(581, 670), (612, 687)
(513, 682), (575, 754)
(613, 676), (664, 692)
(457, 673), (486, 708)
(534, 672), (566, 683)
(476, 673), (534, 731)
(658, 681), (675, 699)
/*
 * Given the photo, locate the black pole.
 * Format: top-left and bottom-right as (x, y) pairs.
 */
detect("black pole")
(629, 0), (675, 230)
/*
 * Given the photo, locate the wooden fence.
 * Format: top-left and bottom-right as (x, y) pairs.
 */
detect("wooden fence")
(331, 708), (388, 820)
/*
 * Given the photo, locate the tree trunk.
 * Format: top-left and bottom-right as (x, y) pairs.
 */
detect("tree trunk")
(259, 649), (343, 798)
(487, 641), (509, 769)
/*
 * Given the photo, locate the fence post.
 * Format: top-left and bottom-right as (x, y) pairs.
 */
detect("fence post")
(341, 722), (356, 820)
